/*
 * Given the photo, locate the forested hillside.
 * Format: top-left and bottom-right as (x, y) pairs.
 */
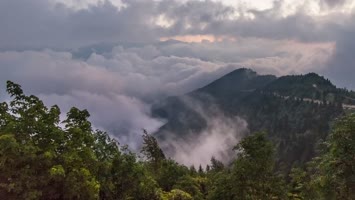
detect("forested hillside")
(0, 81), (354, 199)
(153, 69), (355, 171)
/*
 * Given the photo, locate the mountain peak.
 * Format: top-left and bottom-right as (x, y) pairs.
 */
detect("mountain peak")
(223, 68), (258, 79)
(195, 68), (276, 98)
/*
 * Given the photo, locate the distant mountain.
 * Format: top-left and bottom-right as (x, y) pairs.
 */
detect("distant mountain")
(152, 68), (355, 171)
(196, 68), (276, 97)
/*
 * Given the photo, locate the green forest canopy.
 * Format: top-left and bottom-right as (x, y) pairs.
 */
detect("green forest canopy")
(0, 81), (354, 200)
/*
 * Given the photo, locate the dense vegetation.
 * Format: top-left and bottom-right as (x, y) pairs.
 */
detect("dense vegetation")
(0, 81), (354, 199)
(153, 69), (353, 171)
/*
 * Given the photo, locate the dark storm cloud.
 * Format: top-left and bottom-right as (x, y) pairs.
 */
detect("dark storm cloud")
(0, 0), (344, 50)
(322, 13), (355, 89)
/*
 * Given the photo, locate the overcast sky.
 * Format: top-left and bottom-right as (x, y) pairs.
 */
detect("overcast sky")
(1, 0), (355, 148)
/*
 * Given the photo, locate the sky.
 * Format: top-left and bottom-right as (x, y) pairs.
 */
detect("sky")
(1, 0), (355, 155)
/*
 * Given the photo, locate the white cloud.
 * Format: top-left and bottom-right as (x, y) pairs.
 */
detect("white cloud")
(0, 0), (354, 159)
(0, 47), (235, 148)
(159, 96), (249, 167)
(0, 28), (339, 151)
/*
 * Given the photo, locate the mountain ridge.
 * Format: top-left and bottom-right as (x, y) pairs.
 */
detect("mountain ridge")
(152, 68), (355, 171)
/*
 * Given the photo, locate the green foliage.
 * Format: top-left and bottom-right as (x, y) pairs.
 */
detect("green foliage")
(208, 132), (287, 200)
(0, 81), (160, 200)
(1, 81), (354, 199)
(287, 166), (320, 200)
(159, 189), (193, 200)
(141, 129), (166, 172)
(288, 114), (355, 200)
(315, 114), (355, 199)
(209, 157), (224, 172)
(173, 175), (206, 200)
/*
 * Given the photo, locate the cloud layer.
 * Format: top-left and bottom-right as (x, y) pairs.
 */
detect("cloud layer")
(0, 47), (231, 147)
(0, 0), (355, 161)
(0, 0), (352, 49)
(159, 96), (249, 167)
(1, 0), (353, 86)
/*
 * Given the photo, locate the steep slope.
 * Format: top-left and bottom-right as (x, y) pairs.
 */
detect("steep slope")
(152, 68), (276, 138)
(195, 68), (276, 99)
(152, 68), (355, 170)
